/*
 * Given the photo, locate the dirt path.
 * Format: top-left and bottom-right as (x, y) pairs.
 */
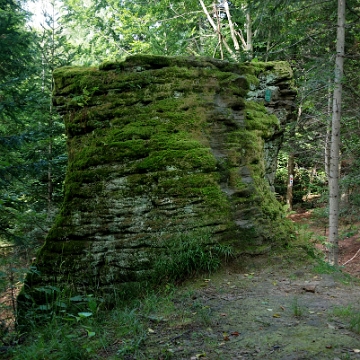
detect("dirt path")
(123, 212), (360, 359)
(137, 262), (360, 360)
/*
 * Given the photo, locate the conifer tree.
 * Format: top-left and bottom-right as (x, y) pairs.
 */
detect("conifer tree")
(0, 0), (35, 241)
(328, 0), (346, 265)
(0, 0), (71, 244)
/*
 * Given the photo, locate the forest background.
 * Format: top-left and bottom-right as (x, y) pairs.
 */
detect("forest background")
(1, 0), (360, 335)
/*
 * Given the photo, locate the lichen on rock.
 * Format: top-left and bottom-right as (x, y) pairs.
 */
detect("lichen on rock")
(18, 55), (296, 309)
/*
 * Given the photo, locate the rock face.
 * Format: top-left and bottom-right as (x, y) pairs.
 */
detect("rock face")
(20, 55), (296, 303)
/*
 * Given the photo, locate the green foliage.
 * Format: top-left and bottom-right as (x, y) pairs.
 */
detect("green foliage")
(61, 0), (216, 63)
(0, 0), (34, 118)
(154, 231), (234, 284)
(0, 248), (34, 347)
(332, 305), (360, 334)
(291, 297), (303, 317)
(349, 313), (360, 334)
(10, 285), (180, 359)
(274, 0), (360, 220)
(17, 285), (104, 329)
(313, 260), (338, 275)
(332, 305), (354, 318)
(0, 0), (75, 248)
(10, 321), (93, 359)
(0, 1), (36, 242)
(71, 86), (99, 107)
(275, 150), (328, 206)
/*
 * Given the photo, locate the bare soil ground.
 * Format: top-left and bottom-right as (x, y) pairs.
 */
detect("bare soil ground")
(115, 259), (360, 360)
(102, 211), (360, 359)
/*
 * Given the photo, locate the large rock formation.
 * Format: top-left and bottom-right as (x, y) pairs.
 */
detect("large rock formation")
(19, 55), (296, 305)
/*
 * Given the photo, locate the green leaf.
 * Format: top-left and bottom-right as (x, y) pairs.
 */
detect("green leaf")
(86, 330), (96, 338)
(78, 312), (93, 318)
(55, 301), (68, 308)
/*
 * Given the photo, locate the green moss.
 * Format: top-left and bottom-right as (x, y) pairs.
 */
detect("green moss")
(245, 101), (280, 137)
(157, 173), (217, 196)
(136, 148), (216, 172)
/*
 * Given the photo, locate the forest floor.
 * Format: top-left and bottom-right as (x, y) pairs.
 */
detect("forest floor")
(289, 209), (360, 278)
(98, 210), (360, 359)
(2, 210), (360, 359)
(127, 258), (360, 360)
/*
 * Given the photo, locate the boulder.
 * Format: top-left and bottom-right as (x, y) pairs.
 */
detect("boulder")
(19, 55), (296, 309)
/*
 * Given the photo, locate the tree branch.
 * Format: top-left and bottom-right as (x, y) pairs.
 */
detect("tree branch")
(198, 0), (237, 60)
(223, 0), (240, 52)
(342, 247), (360, 266)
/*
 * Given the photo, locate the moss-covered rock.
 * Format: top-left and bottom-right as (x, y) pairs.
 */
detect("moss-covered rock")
(18, 55), (296, 313)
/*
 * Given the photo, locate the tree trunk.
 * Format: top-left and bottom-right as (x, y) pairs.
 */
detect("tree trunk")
(223, 0), (240, 54)
(286, 153), (295, 211)
(328, 0), (345, 266)
(213, 2), (223, 59)
(324, 82), (332, 180)
(245, 8), (253, 59)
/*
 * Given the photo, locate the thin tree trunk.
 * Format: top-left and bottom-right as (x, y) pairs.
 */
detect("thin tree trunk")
(286, 153), (295, 211)
(245, 8), (253, 58)
(47, 1), (56, 217)
(308, 165), (317, 200)
(223, 0), (240, 53)
(213, 2), (223, 59)
(324, 79), (332, 179)
(41, 39), (53, 217)
(198, 17), (204, 54)
(328, 0), (345, 266)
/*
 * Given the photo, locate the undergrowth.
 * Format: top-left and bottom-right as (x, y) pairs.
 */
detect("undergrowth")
(1, 230), (236, 359)
(332, 304), (360, 334)
(153, 231), (234, 284)
(5, 285), (209, 359)
(1, 224), (351, 359)
(6, 294), (162, 359)
(0, 247), (34, 351)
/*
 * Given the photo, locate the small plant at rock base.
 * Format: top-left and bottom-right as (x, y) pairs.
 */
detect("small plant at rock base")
(17, 284), (105, 333)
(116, 336), (147, 357)
(160, 347), (175, 359)
(197, 305), (213, 327)
(291, 297), (303, 317)
(349, 312), (360, 334)
(153, 231), (234, 284)
(333, 305), (360, 334)
(340, 354), (352, 360)
(332, 305), (353, 318)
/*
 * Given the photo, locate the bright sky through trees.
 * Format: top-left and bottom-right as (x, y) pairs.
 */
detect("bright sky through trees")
(25, 0), (59, 28)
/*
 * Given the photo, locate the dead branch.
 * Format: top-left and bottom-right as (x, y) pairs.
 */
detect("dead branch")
(342, 247), (360, 266)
